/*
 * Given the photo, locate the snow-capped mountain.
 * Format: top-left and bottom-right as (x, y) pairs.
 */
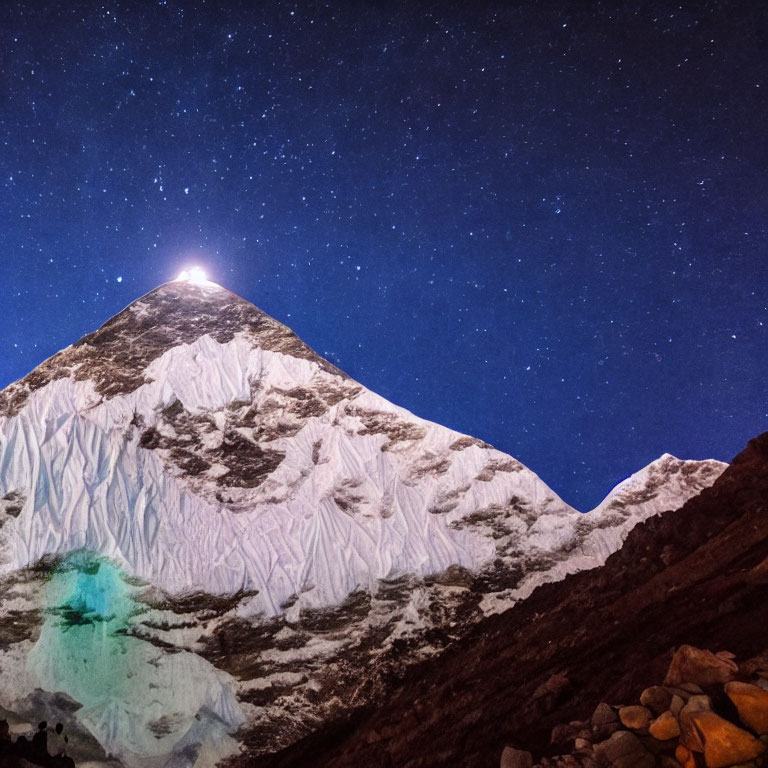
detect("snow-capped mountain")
(0, 279), (726, 767)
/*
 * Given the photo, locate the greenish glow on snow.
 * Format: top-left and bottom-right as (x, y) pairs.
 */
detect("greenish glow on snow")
(25, 551), (244, 765)
(28, 552), (137, 706)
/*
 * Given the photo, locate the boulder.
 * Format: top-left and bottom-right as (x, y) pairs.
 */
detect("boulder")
(679, 695), (712, 752)
(664, 646), (738, 688)
(689, 710), (766, 768)
(686, 695), (713, 710)
(670, 695), (685, 717)
(501, 746), (533, 768)
(641, 686), (674, 716)
(574, 737), (591, 750)
(650, 711), (681, 741)
(591, 703), (617, 727)
(725, 681), (768, 735)
(619, 705), (653, 732)
(591, 702), (620, 740)
(594, 730), (655, 768)
(575, 727), (592, 742)
(676, 743), (695, 768)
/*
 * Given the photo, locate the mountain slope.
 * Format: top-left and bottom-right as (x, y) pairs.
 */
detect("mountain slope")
(254, 431), (768, 768)
(0, 279), (727, 767)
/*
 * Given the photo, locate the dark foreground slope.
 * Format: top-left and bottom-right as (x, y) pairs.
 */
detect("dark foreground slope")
(252, 432), (768, 768)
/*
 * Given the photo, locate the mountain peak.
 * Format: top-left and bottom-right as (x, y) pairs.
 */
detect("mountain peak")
(0, 281), (343, 417)
(0, 278), (730, 765)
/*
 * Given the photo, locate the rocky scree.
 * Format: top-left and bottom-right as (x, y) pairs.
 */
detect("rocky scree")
(501, 644), (768, 768)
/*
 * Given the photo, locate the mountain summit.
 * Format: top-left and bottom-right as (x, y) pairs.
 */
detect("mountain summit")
(0, 281), (726, 766)
(0, 280), (341, 418)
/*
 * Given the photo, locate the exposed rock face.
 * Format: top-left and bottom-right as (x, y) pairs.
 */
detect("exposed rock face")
(251, 432), (768, 768)
(0, 280), (729, 767)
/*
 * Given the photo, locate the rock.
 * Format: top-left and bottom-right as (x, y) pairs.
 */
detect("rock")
(641, 686), (674, 715)
(660, 757), (682, 768)
(679, 695), (713, 752)
(677, 683), (705, 695)
(725, 681), (768, 735)
(670, 695), (685, 717)
(594, 730), (655, 768)
(664, 686), (696, 702)
(689, 710), (766, 768)
(594, 720), (621, 741)
(619, 705), (653, 732)
(686, 694), (713, 710)
(676, 743), (694, 768)
(501, 746), (533, 768)
(650, 711), (681, 741)
(574, 737), (591, 750)
(592, 703), (618, 727)
(664, 645), (738, 688)
(591, 702), (621, 740)
(737, 654), (768, 680)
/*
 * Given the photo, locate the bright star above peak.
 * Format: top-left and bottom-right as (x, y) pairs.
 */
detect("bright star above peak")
(175, 266), (217, 286)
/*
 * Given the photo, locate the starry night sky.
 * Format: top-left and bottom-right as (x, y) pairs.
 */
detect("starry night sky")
(1, 0), (766, 509)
